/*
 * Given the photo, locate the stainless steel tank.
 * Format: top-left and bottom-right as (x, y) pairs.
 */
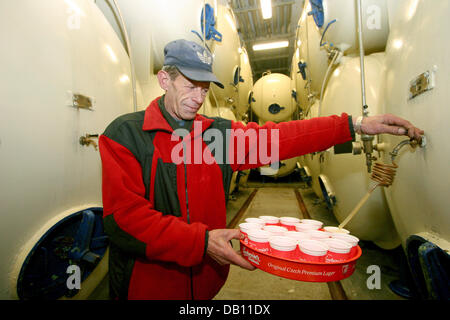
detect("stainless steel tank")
(1, 0), (134, 299)
(320, 0), (389, 54)
(318, 53), (400, 249)
(295, 0), (330, 103)
(251, 73), (295, 123)
(379, 0), (450, 251)
(236, 47), (253, 121)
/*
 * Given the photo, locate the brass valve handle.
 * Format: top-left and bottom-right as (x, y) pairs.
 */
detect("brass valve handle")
(79, 134), (99, 151)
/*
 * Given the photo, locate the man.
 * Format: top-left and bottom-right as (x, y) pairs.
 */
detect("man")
(99, 39), (424, 300)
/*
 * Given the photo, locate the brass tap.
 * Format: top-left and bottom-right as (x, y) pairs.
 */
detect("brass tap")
(79, 134), (99, 151)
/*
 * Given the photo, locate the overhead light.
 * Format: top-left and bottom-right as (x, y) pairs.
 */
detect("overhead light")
(253, 40), (289, 51)
(260, 0), (272, 19)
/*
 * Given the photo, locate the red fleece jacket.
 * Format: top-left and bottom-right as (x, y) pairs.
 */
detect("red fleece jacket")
(99, 96), (354, 299)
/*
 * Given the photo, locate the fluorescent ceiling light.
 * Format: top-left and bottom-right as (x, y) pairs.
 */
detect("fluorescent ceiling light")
(253, 40), (289, 51)
(260, 0), (272, 19)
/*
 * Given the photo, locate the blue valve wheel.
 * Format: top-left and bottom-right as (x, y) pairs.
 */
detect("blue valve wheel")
(309, 0), (324, 28)
(16, 207), (108, 300)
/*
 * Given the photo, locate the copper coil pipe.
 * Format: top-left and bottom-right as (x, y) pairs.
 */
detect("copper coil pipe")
(339, 136), (425, 230)
(339, 161), (398, 229)
(371, 162), (398, 187)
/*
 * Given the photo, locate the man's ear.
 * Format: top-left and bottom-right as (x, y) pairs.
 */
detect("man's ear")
(157, 70), (170, 91)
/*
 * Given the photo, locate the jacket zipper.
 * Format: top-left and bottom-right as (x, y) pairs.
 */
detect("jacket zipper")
(183, 141), (194, 300)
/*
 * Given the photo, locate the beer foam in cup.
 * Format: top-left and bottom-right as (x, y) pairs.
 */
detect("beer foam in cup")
(295, 223), (319, 232)
(299, 219), (324, 228)
(330, 233), (359, 245)
(320, 238), (352, 262)
(298, 239), (329, 262)
(239, 222), (262, 243)
(323, 226), (350, 234)
(330, 234), (359, 256)
(259, 215), (280, 225)
(247, 229), (271, 253)
(284, 231), (311, 241)
(305, 230), (331, 240)
(263, 225), (288, 236)
(279, 217), (301, 230)
(269, 236), (298, 259)
(244, 217), (265, 226)
(239, 222), (262, 233)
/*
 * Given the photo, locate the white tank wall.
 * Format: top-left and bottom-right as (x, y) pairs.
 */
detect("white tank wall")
(0, 0), (134, 299)
(379, 0), (450, 250)
(209, 1), (241, 108)
(236, 47), (253, 120)
(116, 0), (164, 107)
(96, 0), (167, 107)
(149, 0), (218, 72)
(301, 102), (323, 199)
(321, 0), (389, 54)
(319, 54), (400, 249)
(289, 53), (299, 116)
(296, 0), (330, 102)
(108, 0), (240, 110)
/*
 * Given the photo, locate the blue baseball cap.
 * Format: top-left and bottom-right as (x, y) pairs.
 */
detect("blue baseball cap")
(163, 39), (224, 88)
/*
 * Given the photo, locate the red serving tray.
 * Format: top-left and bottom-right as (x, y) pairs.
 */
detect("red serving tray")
(240, 240), (362, 282)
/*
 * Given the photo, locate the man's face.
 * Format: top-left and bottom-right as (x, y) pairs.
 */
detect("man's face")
(162, 72), (210, 121)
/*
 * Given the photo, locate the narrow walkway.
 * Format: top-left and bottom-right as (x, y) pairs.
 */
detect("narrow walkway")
(214, 188), (333, 300)
(214, 185), (405, 300)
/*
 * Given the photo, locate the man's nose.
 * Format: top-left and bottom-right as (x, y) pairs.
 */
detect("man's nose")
(192, 88), (205, 104)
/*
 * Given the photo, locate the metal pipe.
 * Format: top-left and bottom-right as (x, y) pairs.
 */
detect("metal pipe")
(390, 139), (418, 163)
(356, 0), (376, 172)
(356, 0), (367, 115)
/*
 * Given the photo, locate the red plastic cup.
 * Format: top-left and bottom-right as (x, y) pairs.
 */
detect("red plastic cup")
(244, 217), (265, 227)
(269, 236), (298, 259)
(299, 219), (323, 229)
(323, 226), (350, 234)
(259, 215), (280, 226)
(330, 234), (359, 257)
(320, 238), (352, 262)
(239, 222), (262, 244)
(247, 229), (272, 253)
(305, 230), (331, 240)
(284, 231), (311, 241)
(295, 223), (319, 232)
(297, 239), (329, 262)
(263, 225), (288, 236)
(279, 217), (301, 231)
(284, 231), (311, 258)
